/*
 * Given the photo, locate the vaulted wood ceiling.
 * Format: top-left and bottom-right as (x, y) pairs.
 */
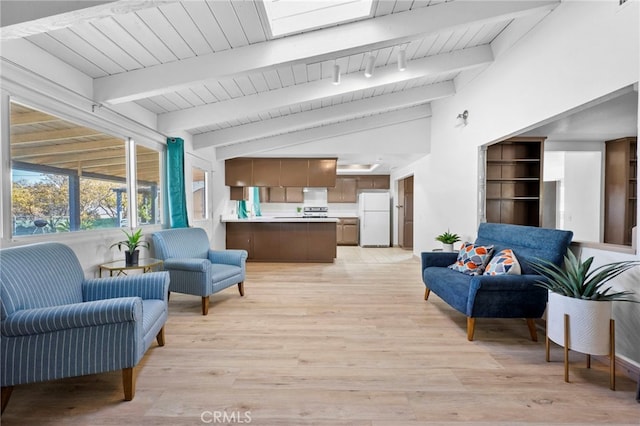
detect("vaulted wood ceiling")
(1, 0), (560, 172)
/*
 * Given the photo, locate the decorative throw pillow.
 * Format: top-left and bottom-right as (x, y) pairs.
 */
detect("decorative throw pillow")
(483, 249), (522, 276)
(448, 242), (494, 275)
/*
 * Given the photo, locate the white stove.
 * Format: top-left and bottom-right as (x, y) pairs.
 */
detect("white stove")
(303, 206), (328, 218)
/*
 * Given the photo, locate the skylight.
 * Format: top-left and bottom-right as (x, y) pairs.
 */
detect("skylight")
(262, 0), (374, 37)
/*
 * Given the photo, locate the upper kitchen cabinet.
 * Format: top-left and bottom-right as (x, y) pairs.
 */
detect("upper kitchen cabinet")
(252, 159), (281, 187)
(328, 176), (357, 203)
(226, 158), (337, 188)
(308, 159), (337, 187)
(280, 159), (310, 187)
(225, 158), (253, 187)
(356, 175), (390, 190)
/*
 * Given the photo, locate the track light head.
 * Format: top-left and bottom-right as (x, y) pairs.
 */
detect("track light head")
(332, 64), (341, 85)
(397, 49), (407, 72)
(364, 54), (375, 78)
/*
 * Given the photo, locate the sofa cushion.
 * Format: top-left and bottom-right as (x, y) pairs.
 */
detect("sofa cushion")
(448, 242), (494, 276)
(423, 267), (473, 314)
(484, 249), (521, 276)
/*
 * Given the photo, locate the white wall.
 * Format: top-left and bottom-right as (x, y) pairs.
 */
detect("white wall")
(395, 0), (639, 365)
(395, 0), (638, 255)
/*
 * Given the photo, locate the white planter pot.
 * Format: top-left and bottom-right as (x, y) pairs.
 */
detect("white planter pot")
(443, 243), (454, 252)
(547, 291), (612, 356)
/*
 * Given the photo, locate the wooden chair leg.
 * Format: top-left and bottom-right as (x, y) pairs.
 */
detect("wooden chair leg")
(424, 288), (431, 300)
(167, 291), (171, 301)
(467, 317), (475, 341)
(238, 281), (245, 296)
(526, 318), (538, 342)
(1, 386), (13, 414)
(122, 368), (135, 401)
(202, 296), (209, 315)
(156, 326), (165, 346)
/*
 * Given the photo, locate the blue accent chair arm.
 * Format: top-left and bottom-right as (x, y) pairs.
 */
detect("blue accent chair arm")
(208, 249), (248, 266)
(163, 258), (211, 272)
(1, 297), (142, 337)
(83, 271), (169, 301)
(421, 252), (458, 269)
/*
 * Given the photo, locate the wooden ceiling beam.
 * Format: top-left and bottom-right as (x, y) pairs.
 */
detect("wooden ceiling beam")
(160, 45), (492, 132)
(11, 138), (125, 158)
(10, 111), (62, 126)
(94, 1), (559, 104)
(11, 127), (106, 144)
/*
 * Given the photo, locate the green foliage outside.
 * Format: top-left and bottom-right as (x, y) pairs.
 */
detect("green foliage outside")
(12, 172), (156, 235)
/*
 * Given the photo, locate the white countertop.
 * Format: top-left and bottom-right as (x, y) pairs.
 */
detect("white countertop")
(221, 215), (339, 223)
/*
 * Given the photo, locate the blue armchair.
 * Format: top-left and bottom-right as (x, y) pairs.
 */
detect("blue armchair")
(0, 242), (169, 413)
(151, 227), (248, 315)
(422, 223), (573, 341)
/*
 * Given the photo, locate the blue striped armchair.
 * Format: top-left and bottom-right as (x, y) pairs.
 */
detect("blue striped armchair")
(151, 227), (247, 315)
(0, 242), (169, 413)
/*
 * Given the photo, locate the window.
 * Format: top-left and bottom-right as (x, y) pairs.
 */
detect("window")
(136, 144), (161, 225)
(9, 101), (156, 236)
(261, 0), (373, 37)
(192, 166), (207, 221)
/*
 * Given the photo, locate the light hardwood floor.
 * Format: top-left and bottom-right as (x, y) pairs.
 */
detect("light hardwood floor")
(2, 247), (639, 425)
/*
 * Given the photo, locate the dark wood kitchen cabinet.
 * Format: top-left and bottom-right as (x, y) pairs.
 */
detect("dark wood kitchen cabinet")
(328, 177), (357, 203)
(225, 221), (336, 262)
(308, 159), (337, 187)
(226, 158), (337, 188)
(252, 158), (280, 187)
(356, 175), (390, 189)
(336, 218), (359, 245)
(225, 158), (253, 187)
(280, 158), (309, 187)
(261, 187), (304, 203)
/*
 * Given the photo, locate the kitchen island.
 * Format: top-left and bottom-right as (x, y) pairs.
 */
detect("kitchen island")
(222, 216), (338, 262)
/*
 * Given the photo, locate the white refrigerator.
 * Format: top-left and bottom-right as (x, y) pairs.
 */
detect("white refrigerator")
(358, 192), (390, 247)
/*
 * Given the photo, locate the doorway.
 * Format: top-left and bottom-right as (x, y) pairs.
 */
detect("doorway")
(397, 175), (414, 250)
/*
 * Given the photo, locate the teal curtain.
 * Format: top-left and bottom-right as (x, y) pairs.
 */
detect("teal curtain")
(253, 187), (262, 217)
(165, 137), (189, 228)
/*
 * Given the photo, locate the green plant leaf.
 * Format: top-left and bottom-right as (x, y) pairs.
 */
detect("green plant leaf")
(531, 252), (639, 302)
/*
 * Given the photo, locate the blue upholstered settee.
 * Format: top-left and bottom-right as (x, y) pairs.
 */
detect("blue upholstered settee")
(151, 227), (248, 315)
(0, 242), (170, 412)
(421, 223), (573, 341)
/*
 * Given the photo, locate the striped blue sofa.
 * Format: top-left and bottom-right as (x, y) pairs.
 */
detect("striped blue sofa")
(151, 227), (248, 315)
(0, 242), (170, 413)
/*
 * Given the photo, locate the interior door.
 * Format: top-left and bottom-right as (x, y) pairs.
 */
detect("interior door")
(401, 176), (414, 249)
(397, 178), (405, 247)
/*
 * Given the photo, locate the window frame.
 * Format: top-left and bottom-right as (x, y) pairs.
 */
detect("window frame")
(4, 97), (165, 241)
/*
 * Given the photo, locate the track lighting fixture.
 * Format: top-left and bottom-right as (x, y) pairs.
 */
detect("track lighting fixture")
(397, 48), (407, 72)
(364, 54), (375, 78)
(332, 63), (341, 85)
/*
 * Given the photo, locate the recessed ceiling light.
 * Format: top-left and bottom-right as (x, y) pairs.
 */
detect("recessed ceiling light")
(337, 163), (380, 174)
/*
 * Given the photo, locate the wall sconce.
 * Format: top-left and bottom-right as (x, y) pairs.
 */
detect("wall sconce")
(332, 63), (341, 85)
(456, 110), (469, 126)
(364, 54), (375, 78)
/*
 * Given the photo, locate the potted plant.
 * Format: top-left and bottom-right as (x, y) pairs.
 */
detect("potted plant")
(110, 228), (149, 266)
(435, 230), (461, 252)
(531, 250), (639, 387)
